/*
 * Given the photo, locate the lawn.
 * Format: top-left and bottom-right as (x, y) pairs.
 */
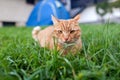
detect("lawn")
(0, 24), (120, 80)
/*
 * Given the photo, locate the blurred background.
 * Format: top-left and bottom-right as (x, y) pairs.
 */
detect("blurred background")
(0, 0), (120, 27)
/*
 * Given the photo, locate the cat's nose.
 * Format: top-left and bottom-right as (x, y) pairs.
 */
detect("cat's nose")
(64, 38), (68, 41)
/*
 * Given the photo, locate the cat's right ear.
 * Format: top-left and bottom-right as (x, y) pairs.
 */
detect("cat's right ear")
(51, 15), (59, 25)
(73, 14), (80, 22)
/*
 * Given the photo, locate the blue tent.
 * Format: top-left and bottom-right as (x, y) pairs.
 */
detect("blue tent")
(26, 0), (70, 27)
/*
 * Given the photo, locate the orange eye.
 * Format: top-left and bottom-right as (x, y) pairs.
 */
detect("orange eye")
(70, 30), (75, 33)
(58, 30), (62, 34)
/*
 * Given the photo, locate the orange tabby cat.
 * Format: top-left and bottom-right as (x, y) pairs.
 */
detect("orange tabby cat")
(32, 14), (82, 55)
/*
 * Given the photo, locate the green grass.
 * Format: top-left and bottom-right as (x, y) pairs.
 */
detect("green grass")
(0, 24), (120, 80)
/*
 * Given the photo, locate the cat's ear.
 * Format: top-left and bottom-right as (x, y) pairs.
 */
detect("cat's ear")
(73, 14), (80, 22)
(51, 15), (59, 25)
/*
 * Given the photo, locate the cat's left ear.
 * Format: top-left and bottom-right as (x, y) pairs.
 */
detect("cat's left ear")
(51, 15), (59, 25)
(73, 14), (80, 22)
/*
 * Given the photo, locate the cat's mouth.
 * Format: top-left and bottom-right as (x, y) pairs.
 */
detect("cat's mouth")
(59, 38), (78, 45)
(63, 41), (77, 48)
(64, 41), (72, 44)
(59, 40), (76, 45)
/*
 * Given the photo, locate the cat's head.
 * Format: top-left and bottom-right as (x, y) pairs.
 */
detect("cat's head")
(52, 14), (81, 44)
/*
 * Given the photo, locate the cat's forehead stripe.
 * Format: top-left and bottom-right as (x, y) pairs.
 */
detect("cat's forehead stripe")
(54, 20), (80, 31)
(61, 21), (71, 30)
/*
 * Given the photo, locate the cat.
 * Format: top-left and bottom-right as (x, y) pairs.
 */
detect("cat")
(32, 14), (82, 55)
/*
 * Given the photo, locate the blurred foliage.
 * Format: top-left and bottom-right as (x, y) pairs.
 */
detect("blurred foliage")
(96, 0), (120, 16)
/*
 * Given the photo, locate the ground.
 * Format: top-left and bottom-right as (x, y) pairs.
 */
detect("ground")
(0, 24), (120, 80)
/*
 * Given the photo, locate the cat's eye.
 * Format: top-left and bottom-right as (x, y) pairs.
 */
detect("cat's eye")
(70, 30), (75, 34)
(58, 30), (62, 34)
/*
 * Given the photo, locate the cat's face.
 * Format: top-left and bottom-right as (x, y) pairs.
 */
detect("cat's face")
(52, 15), (81, 44)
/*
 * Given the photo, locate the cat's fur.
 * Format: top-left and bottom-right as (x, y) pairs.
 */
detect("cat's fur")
(32, 14), (82, 55)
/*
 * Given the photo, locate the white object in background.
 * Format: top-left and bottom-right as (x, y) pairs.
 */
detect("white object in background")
(79, 6), (120, 23)
(80, 6), (99, 23)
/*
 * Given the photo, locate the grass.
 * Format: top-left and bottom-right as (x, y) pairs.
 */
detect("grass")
(0, 23), (120, 80)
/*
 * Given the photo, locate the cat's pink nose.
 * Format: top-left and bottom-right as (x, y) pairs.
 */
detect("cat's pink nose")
(64, 38), (68, 41)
